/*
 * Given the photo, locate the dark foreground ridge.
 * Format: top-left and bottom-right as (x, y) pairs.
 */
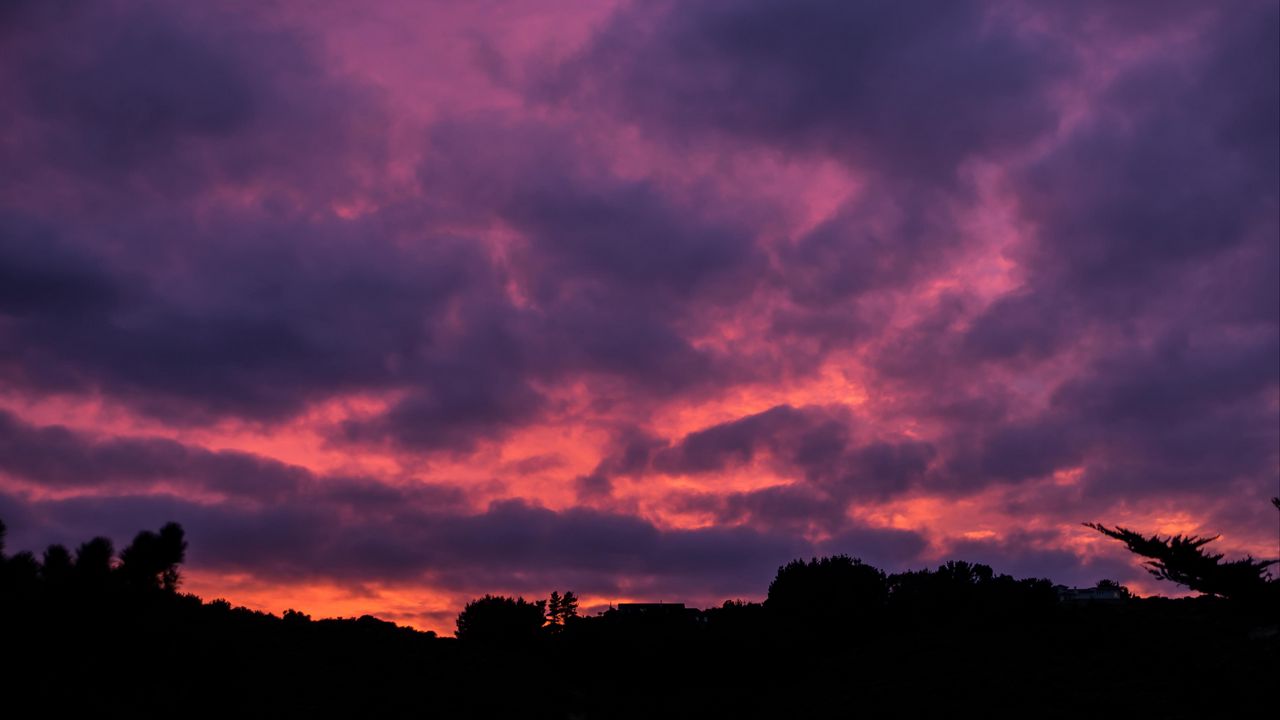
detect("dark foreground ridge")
(1, 512), (1276, 719)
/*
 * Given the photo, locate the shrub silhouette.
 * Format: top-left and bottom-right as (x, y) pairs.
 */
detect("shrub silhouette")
(455, 594), (547, 643)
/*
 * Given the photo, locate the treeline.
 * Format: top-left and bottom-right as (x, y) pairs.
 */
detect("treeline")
(448, 516), (1278, 646)
(0, 518), (187, 603)
(449, 557), (1072, 646)
(1, 517), (1275, 718)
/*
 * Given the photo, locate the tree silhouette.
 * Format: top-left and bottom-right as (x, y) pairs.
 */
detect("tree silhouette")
(560, 590), (578, 622)
(1095, 579), (1133, 600)
(547, 590), (562, 628)
(74, 536), (115, 591)
(40, 544), (74, 592)
(766, 555), (887, 627)
(119, 522), (187, 592)
(545, 590), (579, 631)
(2, 549), (40, 600)
(1085, 518), (1278, 601)
(455, 594), (547, 644)
(886, 560), (1056, 618)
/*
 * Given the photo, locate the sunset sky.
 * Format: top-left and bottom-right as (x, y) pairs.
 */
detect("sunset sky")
(1, 0), (1276, 633)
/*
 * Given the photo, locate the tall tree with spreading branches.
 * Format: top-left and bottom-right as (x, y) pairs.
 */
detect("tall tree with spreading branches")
(1085, 498), (1279, 601)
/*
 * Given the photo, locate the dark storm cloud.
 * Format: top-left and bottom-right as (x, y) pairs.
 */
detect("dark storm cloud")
(23, 9), (256, 167)
(534, 289), (719, 394)
(0, 2), (434, 426)
(864, 4), (1279, 504)
(774, 189), (961, 310)
(572, 471), (613, 502)
(1053, 332), (1277, 430)
(844, 441), (937, 493)
(0, 0), (547, 450)
(678, 484), (847, 534)
(0, 2), (385, 198)
(4, 17), (777, 444)
(306, 113), (776, 453)
(0, 410), (467, 509)
(536, 0), (1072, 337)
(653, 405), (934, 503)
(926, 329), (1277, 498)
(817, 525), (931, 572)
(1053, 332), (1279, 495)
(547, 0), (1068, 181)
(0, 409), (304, 501)
(930, 328), (1277, 499)
(414, 117), (764, 398)
(970, 4), (1277, 323)
(570, 427), (671, 502)
(0, 490), (817, 598)
(0, 209), (522, 429)
(0, 214), (125, 317)
(941, 418), (1086, 490)
(420, 118), (764, 302)
(656, 407), (779, 474)
(961, 289), (1075, 362)
(338, 372), (546, 454)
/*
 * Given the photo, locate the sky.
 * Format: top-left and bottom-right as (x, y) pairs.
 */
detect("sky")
(0, 0), (1276, 633)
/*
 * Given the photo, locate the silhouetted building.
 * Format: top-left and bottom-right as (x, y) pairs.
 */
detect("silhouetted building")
(1054, 585), (1125, 603)
(616, 602), (685, 617)
(607, 602), (705, 625)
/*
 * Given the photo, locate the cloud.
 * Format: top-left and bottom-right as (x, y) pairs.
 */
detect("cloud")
(547, 0), (1069, 183)
(0, 491), (815, 599)
(0, 409), (466, 509)
(866, 3), (1278, 506)
(654, 405), (847, 475)
(1, 2), (386, 199)
(0, 210), (522, 431)
(0, 409), (303, 501)
(818, 525), (931, 572)
(0, 0), (1274, 624)
(652, 405), (934, 503)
